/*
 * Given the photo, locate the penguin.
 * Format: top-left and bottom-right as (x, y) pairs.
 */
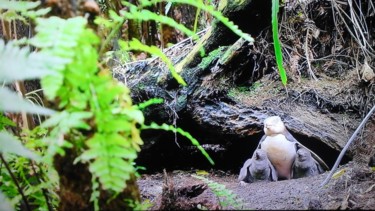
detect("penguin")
(292, 143), (325, 179)
(238, 148), (278, 184)
(257, 116), (328, 180)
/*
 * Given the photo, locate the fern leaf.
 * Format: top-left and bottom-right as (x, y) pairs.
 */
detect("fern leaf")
(0, 191), (14, 211)
(119, 39), (187, 86)
(0, 87), (55, 115)
(192, 175), (243, 209)
(41, 111), (92, 134)
(135, 98), (164, 110)
(0, 131), (41, 161)
(0, 0), (39, 11)
(78, 133), (138, 192)
(0, 0), (50, 20)
(29, 17), (96, 99)
(0, 40), (62, 83)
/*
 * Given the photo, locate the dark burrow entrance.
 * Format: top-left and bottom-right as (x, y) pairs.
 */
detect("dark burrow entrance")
(136, 119), (351, 175)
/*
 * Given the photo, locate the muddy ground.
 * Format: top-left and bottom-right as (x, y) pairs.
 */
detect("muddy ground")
(137, 161), (375, 210)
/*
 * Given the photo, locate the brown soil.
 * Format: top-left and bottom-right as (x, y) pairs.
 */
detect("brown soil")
(137, 162), (375, 210)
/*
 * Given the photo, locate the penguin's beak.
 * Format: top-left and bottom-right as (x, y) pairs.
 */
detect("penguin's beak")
(255, 152), (260, 160)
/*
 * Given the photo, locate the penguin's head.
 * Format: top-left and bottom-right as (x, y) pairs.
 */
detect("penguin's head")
(254, 149), (267, 161)
(296, 148), (311, 162)
(263, 116), (286, 136)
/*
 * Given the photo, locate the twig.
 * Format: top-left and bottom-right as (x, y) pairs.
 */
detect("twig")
(320, 104), (375, 187)
(0, 154), (31, 211)
(304, 28), (318, 81)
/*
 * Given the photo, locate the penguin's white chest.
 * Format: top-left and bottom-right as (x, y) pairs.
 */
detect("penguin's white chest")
(261, 134), (296, 179)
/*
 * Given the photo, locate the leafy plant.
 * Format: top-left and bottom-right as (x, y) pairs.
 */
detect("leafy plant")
(31, 11), (214, 210)
(192, 175), (243, 210)
(0, 2), (56, 209)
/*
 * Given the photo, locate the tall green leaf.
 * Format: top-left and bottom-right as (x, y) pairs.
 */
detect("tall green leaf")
(272, 0), (287, 86)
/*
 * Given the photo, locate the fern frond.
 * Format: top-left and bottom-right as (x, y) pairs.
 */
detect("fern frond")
(0, 87), (55, 115)
(120, 2), (198, 40)
(0, 0), (39, 11)
(140, 0), (254, 43)
(0, 131), (41, 161)
(33, 16), (142, 194)
(0, 191), (14, 211)
(0, 40), (61, 83)
(29, 16), (98, 99)
(135, 98), (164, 110)
(119, 39), (187, 86)
(192, 175), (243, 209)
(141, 122), (215, 165)
(0, 0), (50, 20)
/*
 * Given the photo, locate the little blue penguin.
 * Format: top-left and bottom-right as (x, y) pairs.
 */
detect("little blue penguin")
(292, 144), (325, 179)
(238, 148), (278, 184)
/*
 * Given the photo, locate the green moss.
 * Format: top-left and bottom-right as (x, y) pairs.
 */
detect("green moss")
(198, 47), (226, 70)
(227, 81), (263, 99)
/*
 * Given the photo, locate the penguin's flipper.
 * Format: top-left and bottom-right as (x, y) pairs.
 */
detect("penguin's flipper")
(238, 158), (253, 181)
(256, 135), (267, 150)
(315, 159), (325, 174)
(268, 160), (278, 181)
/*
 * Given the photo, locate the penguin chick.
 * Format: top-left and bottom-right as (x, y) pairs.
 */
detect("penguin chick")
(238, 149), (278, 184)
(292, 144), (324, 179)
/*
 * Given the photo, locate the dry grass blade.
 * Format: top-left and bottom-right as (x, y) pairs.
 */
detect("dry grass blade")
(331, 0), (375, 57)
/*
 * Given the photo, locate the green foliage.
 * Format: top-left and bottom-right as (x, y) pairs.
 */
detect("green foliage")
(192, 175), (243, 209)
(0, 132), (40, 161)
(271, 0), (288, 86)
(0, 40), (60, 83)
(1, 127), (59, 211)
(0, 87), (55, 115)
(135, 98), (164, 110)
(30, 16), (97, 100)
(198, 47), (225, 69)
(0, 114), (16, 130)
(0, 2), (58, 208)
(0, 0), (50, 21)
(29, 16), (144, 195)
(140, 0), (254, 43)
(0, 0), (253, 209)
(121, 1), (199, 40)
(0, 40), (56, 115)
